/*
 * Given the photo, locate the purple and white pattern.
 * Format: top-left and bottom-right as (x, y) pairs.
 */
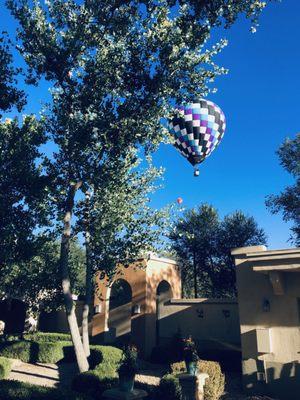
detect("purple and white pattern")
(168, 99), (226, 166)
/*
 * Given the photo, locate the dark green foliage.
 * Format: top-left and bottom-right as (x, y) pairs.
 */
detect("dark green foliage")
(0, 380), (91, 400)
(0, 341), (33, 363)
(158, 374), (182, 400)
(72, 370), (118, 400)
(0, 357), (12, 380)
(24, 332), (71, 343)
(0, 340), (69, 363)
(0, 340), (121, 369)
(170, 204), (267, 298)
(266, 134), (300, 246)
(92, 345), (122, 367)
(0, 35), (25, 115)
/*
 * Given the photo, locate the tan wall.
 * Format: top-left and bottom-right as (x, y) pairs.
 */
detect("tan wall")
(92, 256), (182, 357)
(232, 246), (300, 399)
(158, 298), (240, 351)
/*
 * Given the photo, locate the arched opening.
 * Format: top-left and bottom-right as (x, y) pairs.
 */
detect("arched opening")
(156, 280), (173, 345)
(107, 279), (132, 343)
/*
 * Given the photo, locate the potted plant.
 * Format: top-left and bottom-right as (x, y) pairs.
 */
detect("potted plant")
(183, 336), (199, 375)
(117, 344), (138, 392)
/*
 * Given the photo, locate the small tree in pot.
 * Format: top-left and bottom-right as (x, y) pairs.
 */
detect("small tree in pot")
(117, 345), (138, 392)
(183, 337), (199, 376)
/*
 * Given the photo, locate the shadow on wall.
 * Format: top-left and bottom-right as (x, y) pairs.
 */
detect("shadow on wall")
(243, 359), (300, 400)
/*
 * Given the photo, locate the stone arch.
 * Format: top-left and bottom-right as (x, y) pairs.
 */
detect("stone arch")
(106, 278), (133, 342)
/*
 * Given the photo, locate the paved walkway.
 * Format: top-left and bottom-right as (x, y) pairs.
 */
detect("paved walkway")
(8, 359), (78, 388)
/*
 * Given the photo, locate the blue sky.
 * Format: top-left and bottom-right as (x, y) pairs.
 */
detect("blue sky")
(1, 0), (299, 249)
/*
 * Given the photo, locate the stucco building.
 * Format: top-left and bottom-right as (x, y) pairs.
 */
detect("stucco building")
(232, 246), (300, 400)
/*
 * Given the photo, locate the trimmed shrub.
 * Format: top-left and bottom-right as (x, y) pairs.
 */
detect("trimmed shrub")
(0, 340), (73, 364)
(0, 356), (12, 379)
(92, 345), (123, 366)
(24, 332), (71, 343)
(171, 360), (225, 400)
(0, 380), (92, 399)
(0, 341), (34, 363)
(199, 360), (225, 400)
(72, 370), (118, 400)
(158, 374), (182, 400)
(36, 341), (66, 364)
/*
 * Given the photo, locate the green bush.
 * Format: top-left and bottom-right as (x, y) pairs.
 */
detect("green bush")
(0, 341), (34, 363)
(92, 345), (123, 366)
(199, 360), (225, 400)
(24, 332), (72, 343)
(36, 342), (66, 364)
(171, 360), (225, 400)
(158, 374), (182, 400)
(0, 380), (91, 400)
(0, 340), (74, 364)
(0, 357), (12, 379)
(72, 370), (118, 400)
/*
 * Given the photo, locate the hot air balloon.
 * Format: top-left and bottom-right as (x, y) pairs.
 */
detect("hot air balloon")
(177, 197), (183, 204)
(168, 99), (226, 177)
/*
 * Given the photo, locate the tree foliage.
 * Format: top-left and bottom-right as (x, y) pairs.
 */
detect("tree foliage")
(0, 34), (25, 115)
(266, 134), (300, 246)
(169, 204), (267, 298)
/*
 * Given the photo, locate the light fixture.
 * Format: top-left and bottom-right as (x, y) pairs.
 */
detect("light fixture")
(94, 304), (102, 314)
(262, 298), (270, 312)
(132, 304), (141, 315)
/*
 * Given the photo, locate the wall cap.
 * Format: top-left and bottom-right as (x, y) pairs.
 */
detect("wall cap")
(169, 298), (237, 305)
(231, 245), (267, 256)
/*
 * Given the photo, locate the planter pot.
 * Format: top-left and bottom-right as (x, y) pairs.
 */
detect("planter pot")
(118, 373), (135, 392)
(185, 361), (198, 376)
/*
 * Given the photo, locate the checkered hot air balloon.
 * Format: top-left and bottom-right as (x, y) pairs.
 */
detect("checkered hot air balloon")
(168, 99), (226, 176)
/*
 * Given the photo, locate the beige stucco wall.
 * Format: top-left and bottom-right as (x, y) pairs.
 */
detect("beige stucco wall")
(158, 298), (240, 351)
(232, 246), (300, 399)
(92, 256), (181, 357)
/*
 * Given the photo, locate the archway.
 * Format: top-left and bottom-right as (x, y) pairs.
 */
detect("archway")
(107, 279), (132, 343)
(156, 280), (173, 345)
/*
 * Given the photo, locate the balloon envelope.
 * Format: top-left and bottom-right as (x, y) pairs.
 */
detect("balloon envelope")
(177, 197), (183, 204)
(168, 99), (226, 166)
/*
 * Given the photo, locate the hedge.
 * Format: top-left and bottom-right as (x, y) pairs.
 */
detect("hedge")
(72, 370), (118, 400)
(24, 332), (72, 343)
(171, 360), (225, 400)
(0, 357), (12, 380)
(0, 340), (73, 364)
(0, 380), (92, 400)
(158, 374), (182, 400)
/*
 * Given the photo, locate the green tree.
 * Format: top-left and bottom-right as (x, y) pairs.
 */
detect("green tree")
(266, 134), (300, 246)
(8, 0), (271, 371)
(0, 117), (49, 269)
(169, 205), (267, 298)
(216, 211), (267, 296)
(0, 34), (25, 115)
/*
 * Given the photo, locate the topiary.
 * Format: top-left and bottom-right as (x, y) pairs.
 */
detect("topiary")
(158, 374), (182, 400)
(170, 360), (225, 400)
(72, 370), (118, 400)
(0, 356), (12, 379)
(24, 332), (72, 343)
(0, 341), (35, 363)
(36, 341), (66, 364)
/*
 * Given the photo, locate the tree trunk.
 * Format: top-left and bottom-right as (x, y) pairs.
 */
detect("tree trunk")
(82, 190), (92, 357)
(60, 182), (89, 373)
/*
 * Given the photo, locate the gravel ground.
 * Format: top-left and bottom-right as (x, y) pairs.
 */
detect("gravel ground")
(8, 360), (77, 388)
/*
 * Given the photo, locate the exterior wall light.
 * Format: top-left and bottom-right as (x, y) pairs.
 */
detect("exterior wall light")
(262, 298), (270, 312)
(94, 304), (102, 314)
(132, 304), (141, 315)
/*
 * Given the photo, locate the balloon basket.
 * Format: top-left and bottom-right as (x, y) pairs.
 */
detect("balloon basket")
(194, 168), (200, 177)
